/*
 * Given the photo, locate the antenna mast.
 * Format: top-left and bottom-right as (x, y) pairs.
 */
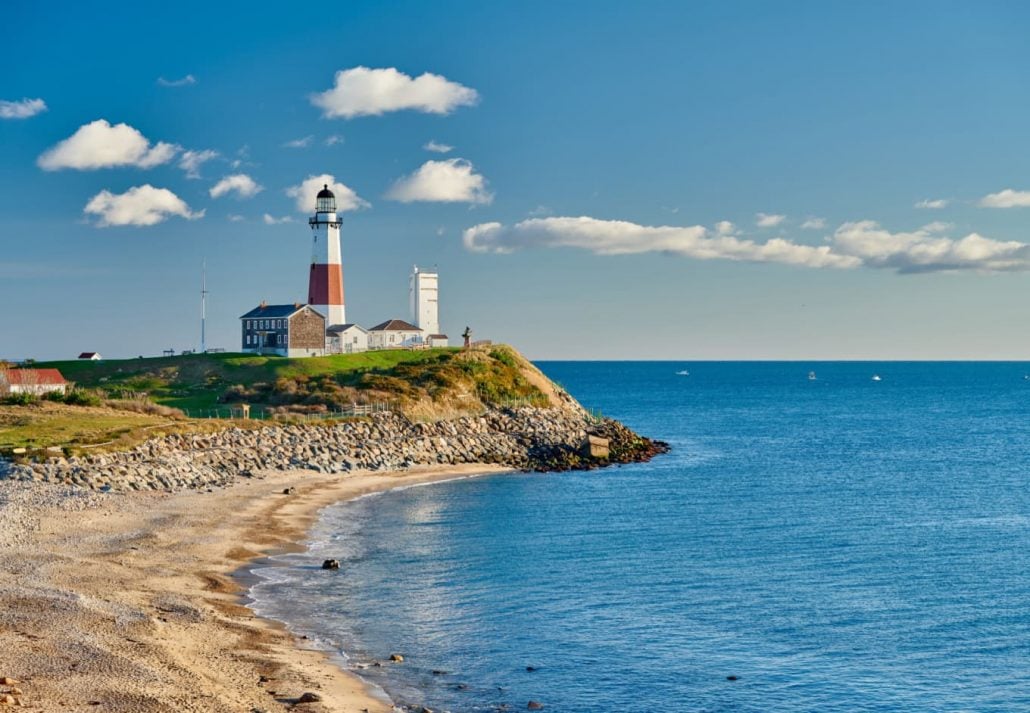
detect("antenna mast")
(201, 260), (208, 354)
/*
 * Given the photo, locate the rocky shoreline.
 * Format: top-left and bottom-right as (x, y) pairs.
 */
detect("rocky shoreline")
(0, 408), (669, 492)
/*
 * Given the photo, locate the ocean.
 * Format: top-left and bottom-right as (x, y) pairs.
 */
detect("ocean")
(248, 362), (1030, 712)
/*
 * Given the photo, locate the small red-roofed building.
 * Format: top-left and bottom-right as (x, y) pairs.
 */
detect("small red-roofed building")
(1, 368), (69, 396)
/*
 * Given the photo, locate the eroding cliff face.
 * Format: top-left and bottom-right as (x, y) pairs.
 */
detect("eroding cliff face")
(0, 409), (668, 492)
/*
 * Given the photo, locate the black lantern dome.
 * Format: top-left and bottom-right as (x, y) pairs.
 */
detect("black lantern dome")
(316, 184), (336, 213)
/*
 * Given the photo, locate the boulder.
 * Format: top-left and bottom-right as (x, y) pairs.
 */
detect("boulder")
(527, 702), (544, 710)
(389, 653), (404, 662)
(321, 559), (340, 570)
(297, 691), (323, 703)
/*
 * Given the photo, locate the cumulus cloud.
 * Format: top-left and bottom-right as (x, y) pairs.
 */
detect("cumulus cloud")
(83, 185), (203, 227)
(263, 214), (294, 225)
(386, 158), (492, 204)
(178, 149), (219, 179)
(285, 174), (369, 213)
(801, 217), (826, 230)
(38, 120), (178, 171)
(915, 198), (949, 209)
(311, 66), (479, 118)
(424, 140), (454, 153)
(461, 216), (1030, 274)
(209, 174), (262, 199)
(283, 136), (313, 149)
(979, 189), (1030, 208)
(714, 221), (738, 236)
(756, 212), (786, 228)
(463, 216), (858, 268)
(0, 98), (47, 119)
(157, 74), (196, 87)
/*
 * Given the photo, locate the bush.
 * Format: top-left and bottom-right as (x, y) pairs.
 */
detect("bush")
(2, 392), (39, 406)
(63, 389), (103, 407)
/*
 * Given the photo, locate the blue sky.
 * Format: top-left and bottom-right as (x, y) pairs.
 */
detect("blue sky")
(5, 1), (1030, 360)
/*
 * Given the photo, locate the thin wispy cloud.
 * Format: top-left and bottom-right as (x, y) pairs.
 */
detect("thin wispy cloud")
(915, 198), (949, 209)
(386, 158), (492, 204)
(38, 120), (178, 171)
(424, 140), (454, 153)
(84, 185), (203, 227)
(978, 189), (1030, 208)
(285, 174), (369, 213)
(157, 74), (196, 87)
(283, 136), (313, 149)
(262, 214), (294, 225)
(325, 135), (344, 146)
(227, 214), (245, 222)
(178, 149), (219, 179)
(801, 217), (826, 230)
(756, 213), (786, 228)
(0, 98), (47, 119)
(209, 174), (262, 199)
(311, 66), (479, 118)
(462, 216), (1030, 274)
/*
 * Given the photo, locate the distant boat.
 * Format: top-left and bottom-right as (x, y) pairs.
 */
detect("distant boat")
(872, 374), (882, 382)
(675, 370), (690, 376)
(808, 371), (817, 381)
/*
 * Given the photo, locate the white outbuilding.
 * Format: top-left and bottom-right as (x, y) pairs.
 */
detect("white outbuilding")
(368, 319), (425, 349)
(327, 323), (369, 354)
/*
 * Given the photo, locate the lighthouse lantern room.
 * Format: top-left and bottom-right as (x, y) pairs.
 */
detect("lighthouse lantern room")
(308, 184), (346, 327)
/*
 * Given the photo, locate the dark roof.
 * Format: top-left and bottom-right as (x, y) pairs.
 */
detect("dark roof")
(78, 352), (100, 358)
(369, 319), (422, 332)
(4, 369), (67, 385)
(316, 184), (335, 199)
(240, 304), (306, 319)
(326, 323), (366, 333)
(428, 334), (448, 339)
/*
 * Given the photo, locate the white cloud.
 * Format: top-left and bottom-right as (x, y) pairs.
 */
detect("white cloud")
(228, 214), (245, 222)
(829, 220), (1030, 272)
(83, 185), (203, 227)
(714, 221), (738, 236)
(263, 214), (294, 225)
(311, 66), (479, 119)
(38, 120), (178, 171)
(285, 174), (369, 213)
(386, 158), (492, 204)
(979, 189), (1030, 208)
(325, 134), (344, 146)
(801, 217), (826, 230)
(424, 140), (454, 153)
(915, 198), (949, 209)
(178, 149), (219, 178)
(0, 98), (47, 119)
(209, 174), (262, 199)
(283, 135), (313, 149)
(157, 75), (196, 87)
(462, 216), (858, 268)
(461, 215), (1030, 274)
(756, 212), (786, 228)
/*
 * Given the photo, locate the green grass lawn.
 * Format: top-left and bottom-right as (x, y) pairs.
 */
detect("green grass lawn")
(34, 349), (463, 412)
(0, 403), (176, 452)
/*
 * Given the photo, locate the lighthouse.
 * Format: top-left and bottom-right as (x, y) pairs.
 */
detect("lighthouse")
(307, 184), (345, 327)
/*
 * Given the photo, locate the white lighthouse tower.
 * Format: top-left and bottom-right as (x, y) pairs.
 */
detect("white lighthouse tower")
(409, 265), (439, 336)
(308, 184), (345, 327)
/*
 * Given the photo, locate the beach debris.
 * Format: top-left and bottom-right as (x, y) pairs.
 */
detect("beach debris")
(283, 487), (295, 495)
(258, 675), (271, 683)
(321, 559), (340, 570)
(726, 675), (740, 681)
(389, 653), (405, 662)
(527, 701), (544, 710)
(296, 692), (323, 704)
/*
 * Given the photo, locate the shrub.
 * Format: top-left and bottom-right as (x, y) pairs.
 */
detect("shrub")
(63, 389), (103, 407)
(2, 392), (39, 406)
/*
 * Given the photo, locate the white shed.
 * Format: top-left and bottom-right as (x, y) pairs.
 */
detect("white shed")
(327, 323), (369, 354)
(368, 319), (425, 350)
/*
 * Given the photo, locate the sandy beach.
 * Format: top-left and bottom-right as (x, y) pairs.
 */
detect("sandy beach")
(0, 463), (513, 712)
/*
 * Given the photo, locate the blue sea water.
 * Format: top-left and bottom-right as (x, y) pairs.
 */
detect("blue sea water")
(249, 362), (1030, 712)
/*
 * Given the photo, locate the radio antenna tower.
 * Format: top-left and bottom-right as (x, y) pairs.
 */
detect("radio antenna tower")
(201, 260), (208, 354)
